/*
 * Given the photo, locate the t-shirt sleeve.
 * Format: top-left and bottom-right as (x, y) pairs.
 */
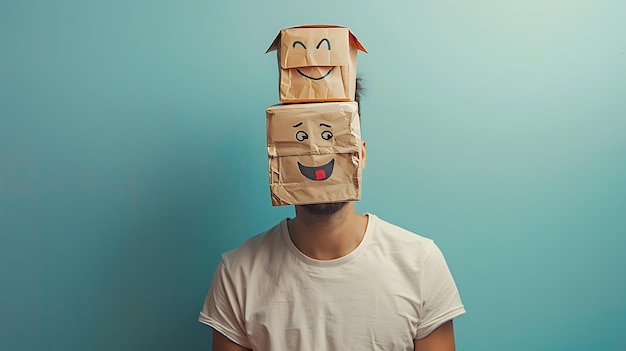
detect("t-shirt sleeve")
(198, 258), (251, 349)
(415, 242), (466, 339)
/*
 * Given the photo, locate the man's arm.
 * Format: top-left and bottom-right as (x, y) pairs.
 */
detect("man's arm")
(212, 328), (251, 351)
(413, 320), (456, 351)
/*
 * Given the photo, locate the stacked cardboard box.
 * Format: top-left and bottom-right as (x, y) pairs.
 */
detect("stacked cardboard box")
(266, 25), (367, 206)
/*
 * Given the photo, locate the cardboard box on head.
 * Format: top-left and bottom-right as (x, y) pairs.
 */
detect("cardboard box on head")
(266, 25), (367, 103)
(266, 102), (362, 206)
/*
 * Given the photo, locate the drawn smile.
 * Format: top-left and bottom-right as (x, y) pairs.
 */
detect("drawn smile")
(296, 67), (334, 81)
(297, 159), (335, 181)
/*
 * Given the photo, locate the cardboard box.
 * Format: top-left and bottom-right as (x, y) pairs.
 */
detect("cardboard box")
(266, 102), (362, 206)
(266, 25), (367, 103)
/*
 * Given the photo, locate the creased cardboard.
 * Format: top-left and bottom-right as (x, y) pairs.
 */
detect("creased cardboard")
(266, 102), (362, 206)
(266, 25), (367, 103)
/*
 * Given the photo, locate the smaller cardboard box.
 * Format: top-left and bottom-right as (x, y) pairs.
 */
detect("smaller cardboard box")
(267, 25), (367, 103)
(266, 101), (362, 206)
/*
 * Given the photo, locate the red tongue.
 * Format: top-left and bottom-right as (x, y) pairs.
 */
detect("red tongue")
(315, 169), (327, 180)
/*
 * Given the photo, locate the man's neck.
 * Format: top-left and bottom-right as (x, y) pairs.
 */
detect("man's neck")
(287, 202), (368, 260)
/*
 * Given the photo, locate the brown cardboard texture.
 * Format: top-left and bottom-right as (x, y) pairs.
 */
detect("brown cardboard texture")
(266, 25), (367, 103)
(266, 102), (362, 206)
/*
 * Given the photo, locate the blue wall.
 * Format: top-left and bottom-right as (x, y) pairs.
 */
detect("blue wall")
(1, 1), (624, 350)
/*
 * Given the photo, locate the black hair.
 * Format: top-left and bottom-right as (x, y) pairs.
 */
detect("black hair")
(355, 76), (364, 117)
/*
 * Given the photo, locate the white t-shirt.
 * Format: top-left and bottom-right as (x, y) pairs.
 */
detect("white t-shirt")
(199, 214), (465, 351)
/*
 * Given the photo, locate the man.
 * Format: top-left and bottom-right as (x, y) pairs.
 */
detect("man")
(199, 82), (466, 350)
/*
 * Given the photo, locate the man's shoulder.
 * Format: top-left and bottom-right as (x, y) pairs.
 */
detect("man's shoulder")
(370, 214), (434, 245)
(368, 214), (437, 260)
(220, 218), (287, 270)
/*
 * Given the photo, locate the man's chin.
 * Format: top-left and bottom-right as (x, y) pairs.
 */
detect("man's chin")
(300, 202), (348, 216)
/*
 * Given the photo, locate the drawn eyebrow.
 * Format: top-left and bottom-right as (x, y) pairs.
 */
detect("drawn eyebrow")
(292, 41), (306, 49)
(320, 123), (332, 128)
(316, 38), (331, 50)
(292, 122), (303, 127)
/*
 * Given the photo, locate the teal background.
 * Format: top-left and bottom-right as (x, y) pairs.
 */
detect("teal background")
(1, 0), (625, 350)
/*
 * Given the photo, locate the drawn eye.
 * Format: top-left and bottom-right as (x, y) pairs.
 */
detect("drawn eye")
(292, 41), (306, 49)
(316, 38), (331, 50)
(296, 130), (309, 141)
(321, 130), (333, 140)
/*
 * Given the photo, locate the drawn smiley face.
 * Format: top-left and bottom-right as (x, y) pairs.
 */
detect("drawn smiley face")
(266, 102), (362, 206)
(291, 38), (334, 81)
(292, 121), (334, 181)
